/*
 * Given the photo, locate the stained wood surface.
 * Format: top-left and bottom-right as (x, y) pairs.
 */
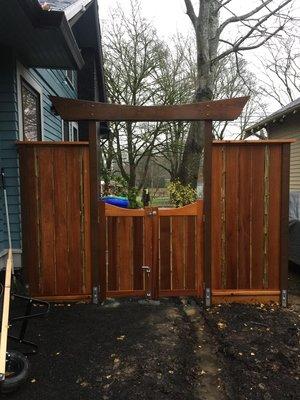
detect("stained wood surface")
(104, 201), (203, 298)
(50, 96), (249, 122)
(18, 143), (91, 298)
(211, 142), (289, 294)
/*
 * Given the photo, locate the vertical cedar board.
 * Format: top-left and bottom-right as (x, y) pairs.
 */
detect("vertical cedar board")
(171, 216), (186, 289)
(66, 148), (82, 294)
(225, 146), (239, 289)
(159, 217), (171, 290)
(18, 147), (40, 295)
(211, 145), (222, 289)
(133, 217), (144, 290)
(53, 147), (70, 295)
(268, 145), (282, 289)
(82, 148), (92, 294)
(251, 146), (265, 289)
(237, 146), (251, 289)
(117, 217), (133, 290)
(38, 147), (55, 295)
(185, 216), (196, 290)
(107, 217), (118, 291)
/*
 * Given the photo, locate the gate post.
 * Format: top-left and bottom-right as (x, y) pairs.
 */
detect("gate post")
(89, 121), (106, 303)
(203, 120), (213, 307)
(144, 207), (159, 299)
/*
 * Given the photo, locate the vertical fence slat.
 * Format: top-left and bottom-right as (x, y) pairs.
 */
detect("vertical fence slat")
(159, 217), (171, 290)
(171, 216), (185, 289)
(133, 217), (144, 290)
(19, 147), (40, 295)
(53, 147), (69, 295)
(250, 145), (265, 289)
(211, 145), (222, 289)
(38, 147), (55, 295)
(118, 217), (133, 290)
(107, 217), (118, 291)
(225, 146), (239, 289)
(185, 216), (196, 290)
(238, 146), (252, 289)
(268, 145), (282, 289)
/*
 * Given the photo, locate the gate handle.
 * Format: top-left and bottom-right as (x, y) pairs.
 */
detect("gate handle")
(142, 266), (151, 273)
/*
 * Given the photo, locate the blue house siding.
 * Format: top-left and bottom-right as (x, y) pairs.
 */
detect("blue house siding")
(0, 46), (20, 264)
(0, 45), (78, 269)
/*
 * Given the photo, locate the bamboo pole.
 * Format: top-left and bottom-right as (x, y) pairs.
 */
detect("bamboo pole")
(0, 248), (13, 380)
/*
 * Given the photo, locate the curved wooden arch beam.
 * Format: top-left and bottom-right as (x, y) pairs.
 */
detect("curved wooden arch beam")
(50, 96), (249, 122)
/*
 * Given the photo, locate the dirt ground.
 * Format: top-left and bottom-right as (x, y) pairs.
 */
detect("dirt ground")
(2, 266), (300, 400)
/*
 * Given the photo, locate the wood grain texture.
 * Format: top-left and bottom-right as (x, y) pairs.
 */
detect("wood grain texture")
(211, 145), (223, 290)
(50, 96), (249, 122)
(159, 217), (171, 290)
(224, 146), (239, 289)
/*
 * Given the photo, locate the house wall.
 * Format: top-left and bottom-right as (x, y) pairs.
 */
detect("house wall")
(267, 113), (300, 191)
(0, 44), (78, 269)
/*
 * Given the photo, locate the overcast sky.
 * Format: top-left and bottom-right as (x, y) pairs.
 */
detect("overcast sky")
(99, 0), (300, 117)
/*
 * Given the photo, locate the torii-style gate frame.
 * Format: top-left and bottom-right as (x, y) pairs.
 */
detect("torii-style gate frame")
(50, 95), (249, 305)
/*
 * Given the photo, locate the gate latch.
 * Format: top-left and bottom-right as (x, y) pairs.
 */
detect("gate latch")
(142, 265), (151, 273)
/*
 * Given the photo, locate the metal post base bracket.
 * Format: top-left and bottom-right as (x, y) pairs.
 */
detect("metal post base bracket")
(281, 289), (288, 308)
(205, 288), (211, 307)
(92, 286), (99, 305)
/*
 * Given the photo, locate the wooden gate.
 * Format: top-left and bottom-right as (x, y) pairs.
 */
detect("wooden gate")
(104, 200), (203, 299)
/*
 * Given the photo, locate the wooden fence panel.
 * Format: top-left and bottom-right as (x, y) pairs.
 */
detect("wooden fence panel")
(211, 142), (288, 303)
(18, 143), (91, 300)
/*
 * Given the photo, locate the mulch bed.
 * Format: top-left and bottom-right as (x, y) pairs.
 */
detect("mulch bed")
(4, 298), (215, 400)
(204, 303), (300, 400)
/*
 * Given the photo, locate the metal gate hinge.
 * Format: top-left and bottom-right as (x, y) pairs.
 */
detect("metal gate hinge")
(281, 289), (287, 307)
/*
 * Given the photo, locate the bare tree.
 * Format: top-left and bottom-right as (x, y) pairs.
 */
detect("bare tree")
(102, 1), (165, 194)
(259, 34), (300, 107)
(179, 0), (295, 186)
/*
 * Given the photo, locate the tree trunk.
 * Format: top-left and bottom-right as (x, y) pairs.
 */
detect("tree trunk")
(178, 0), (219, 187)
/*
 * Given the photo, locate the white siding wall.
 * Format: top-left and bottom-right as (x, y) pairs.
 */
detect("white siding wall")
(268, 114), (300, 191)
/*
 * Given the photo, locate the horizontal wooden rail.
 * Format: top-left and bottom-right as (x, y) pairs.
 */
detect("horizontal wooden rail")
(50, 96), (249, 122)
(212, 290), (281, 296)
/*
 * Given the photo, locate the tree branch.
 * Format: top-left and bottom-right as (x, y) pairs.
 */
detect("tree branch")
(184, 0), (197, 28)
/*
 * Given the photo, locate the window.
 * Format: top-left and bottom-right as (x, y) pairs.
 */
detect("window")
(65, 70), (75, 87)
(73, 125), (78, 141)
(21, 79), (41, 141)
(62, 120), (70, 141)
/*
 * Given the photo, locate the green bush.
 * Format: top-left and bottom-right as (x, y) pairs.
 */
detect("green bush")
(167, 180), (197, 208)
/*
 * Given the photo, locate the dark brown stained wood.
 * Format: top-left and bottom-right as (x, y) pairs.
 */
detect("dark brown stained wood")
(88, 122), (102, 299)
(38, 147), (55, 295)
(53, 147), (69, 295)
(151, 207), (159, 299)
(225, 146), (239, 289)
(144, 208), (153, 297)
(107, 217), (118, 291)
(211, 145), (223, 290)
(251, 146), (265, 289)
(203, 120), (213, 295)
(50, 96), (250, 122)
(237, 146), (251, 289)
(185, 216), (196, 290)
(18, 147), (40, 295)
(196, 200), (204, 296)
(159, 217), (171, 290)
(171, 216), (186, 289)
(280, 144), (290, 300)
(82, 148), (92, 294)
(117, 217), (133, 291)
(98, 200), (107, 298)
(133, 217), (144, 290)
(66, 148), (82, 294)
(268, 145), (282, 289)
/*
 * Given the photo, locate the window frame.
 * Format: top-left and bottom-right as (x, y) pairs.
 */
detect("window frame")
(17, 62), (44, 141)
(65, 70), (75, 89)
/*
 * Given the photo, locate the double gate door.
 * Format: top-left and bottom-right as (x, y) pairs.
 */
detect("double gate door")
(104, 200), (204, 299)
